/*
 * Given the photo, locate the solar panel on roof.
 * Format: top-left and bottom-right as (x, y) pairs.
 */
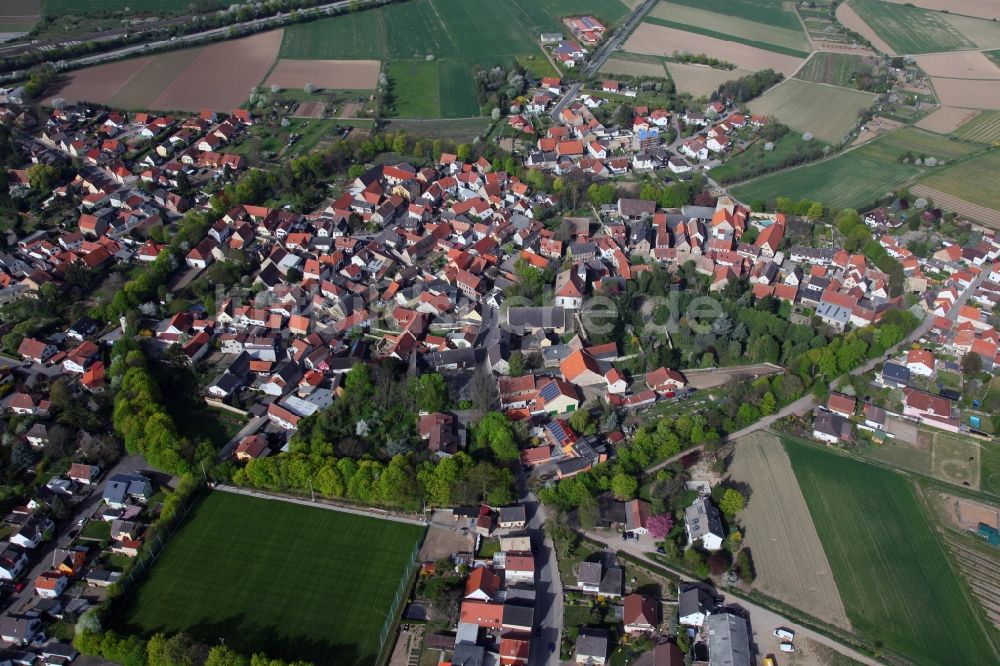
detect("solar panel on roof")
(539, 381), (560, 402)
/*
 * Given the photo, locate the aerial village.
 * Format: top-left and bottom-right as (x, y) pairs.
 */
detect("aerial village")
(0, 53), (998, 665)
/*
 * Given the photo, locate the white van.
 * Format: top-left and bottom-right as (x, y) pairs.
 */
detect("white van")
(773, 628), (795, 642)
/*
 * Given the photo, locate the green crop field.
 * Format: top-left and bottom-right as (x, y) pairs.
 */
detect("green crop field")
(747, 79), (876, 144)
(731, 140), (921, 209)
(796, 52), (879, 88)
(918, 150), (1000, 211)
(785, 440), (999, 666)
(278, 0), (627, 117)
(955, 110), (1000, 144)
(647, 1), (811, 55)
(116, 492), (425, 665)
(863, 127), (985, 162)
(666, 0), (802, 32)
(848, 0), (1000, 54)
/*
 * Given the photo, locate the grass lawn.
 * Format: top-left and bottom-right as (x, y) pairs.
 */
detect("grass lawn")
(784, 439), (999, 666)
(169, 401), (246, 449)
(709, 132), (827, 185)
(388, 60), (441, 118)
(981, 442), (1000, 497)
(116, 492), (425, 665)
(80, 520), (111, 541)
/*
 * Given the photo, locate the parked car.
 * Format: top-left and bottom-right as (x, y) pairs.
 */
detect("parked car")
(779, 643), (795, 653)
(773, 628), (795, 642)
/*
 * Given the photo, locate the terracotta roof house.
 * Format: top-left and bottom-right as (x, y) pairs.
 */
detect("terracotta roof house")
(560, 348), (604, 386)
(826, 392), (856, 418)
(464, 566), (501, 601)
(623, 593), (658, 635)
(234, 435), (270, 461)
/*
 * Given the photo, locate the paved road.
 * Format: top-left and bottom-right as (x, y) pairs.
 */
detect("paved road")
(583, 529), (883, 666)
(7, 454), (148, 615)
(582, 0), (658, 77)
(521, 493), (562, 666)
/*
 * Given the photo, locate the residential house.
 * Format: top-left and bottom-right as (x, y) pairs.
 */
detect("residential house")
(685, 497), (725, 551)
(812, 410), (853, 444)
(102, 473), (152, 508)
(498, 505), (527, 530)
(575, 629), (608, 665)
(623, 593), (658, 635)
(678, 584), (714, 627)
(826, 392), (856, 419)
(34, 572), (67, 599)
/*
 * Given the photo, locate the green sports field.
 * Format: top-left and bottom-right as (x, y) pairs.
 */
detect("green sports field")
(785, 440), (999, 666)
(116, 492), (425, 665)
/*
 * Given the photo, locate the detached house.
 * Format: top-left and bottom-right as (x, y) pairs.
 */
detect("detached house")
(685, 496), (724, 551)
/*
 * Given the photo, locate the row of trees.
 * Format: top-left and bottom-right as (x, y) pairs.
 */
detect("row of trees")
(110, 339), (209, 475)
(75, 630), (312, 666)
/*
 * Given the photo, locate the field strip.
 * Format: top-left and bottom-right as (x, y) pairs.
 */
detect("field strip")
(916, 105), (981, 134)
(911, 184), (1000, 229)
(728, 432), (851, 629)
(836, 2), (895, 56)
(880, 0), (1000, 22)
(215, 484), (427, 526)
(426, 0), (460, 54)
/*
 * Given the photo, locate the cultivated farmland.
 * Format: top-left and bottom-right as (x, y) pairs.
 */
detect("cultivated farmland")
(731, 141), (921, 209)
(265, 59), (381, 91)
(916, 52), (1000, 80)
(932, 77), (1000, 110)
(917, 106), (982, 135)
(862, 126), (984, 161)
(0, 0), (39, 34)
(623, 23), (804, 76)
(785, 440), (999, 666)
(647, 1), (811, 56)
(748, 79), (876, 144)
(116, 491), (425, 665)
(600, 55), (668, 79)
(277, 0), (627, 118)
(44, 30), (284, 111)
(727, 432), (850, 629)
(44, 0), (202, 14)
(881, 0), (1000, 21)
(954, 110), (1000, 143)
(796, 52), (880, 88)
(847, 0), (1000, 54)
(665, 62), (752, 97)
(918, 150), (1000, 211)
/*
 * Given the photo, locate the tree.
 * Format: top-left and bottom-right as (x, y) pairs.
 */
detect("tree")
(204, 646), (249, 666)
(736, 548), (755, 584)
(456, 143), (472, 161)
(719, 488), (745, 516)
(567, 408), (591, 434)
(647, 513), (674, 539)
(414, 373), (449, 413)
(961, 352), (982, 376)
(577, 493), (599, 530)
(477, 412), (518, 463)
(27, 163), (59, 191)
(611, 472), (638, 500)
(508, 350), (526, 377)
(304, 82), (316, 95)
